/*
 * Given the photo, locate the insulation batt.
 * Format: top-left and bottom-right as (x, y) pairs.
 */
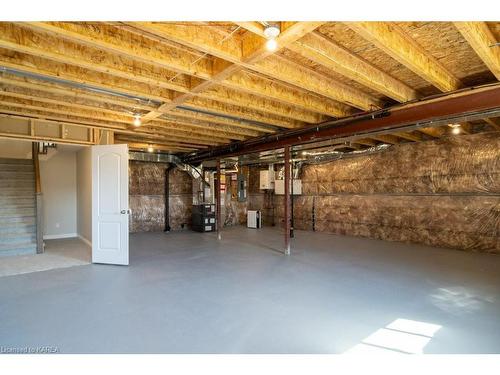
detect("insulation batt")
(129, 161), (192, 232)
(261, 133), (500, 253)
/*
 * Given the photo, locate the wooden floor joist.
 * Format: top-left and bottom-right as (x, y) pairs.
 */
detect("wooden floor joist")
(0, 21), (497, 153)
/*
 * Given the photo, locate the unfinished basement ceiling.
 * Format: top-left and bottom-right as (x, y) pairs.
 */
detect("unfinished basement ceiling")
(0, 21), (499, 153)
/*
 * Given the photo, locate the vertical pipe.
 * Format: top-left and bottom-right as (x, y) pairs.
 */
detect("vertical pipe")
(216, 160), (222, 240)
(290, 157), (294, 238)
(164, 165), (174, 232)
(284, 146), (291, 255)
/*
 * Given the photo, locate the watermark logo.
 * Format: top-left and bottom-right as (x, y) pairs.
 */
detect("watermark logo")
(0, 346), (59, 354)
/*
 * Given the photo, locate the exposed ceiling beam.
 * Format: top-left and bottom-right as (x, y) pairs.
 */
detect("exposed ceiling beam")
(418, 127), (446, 138)
(130, 21), (327, 122)
(347, 22), (462, 92)
(127, 22), (366, 114)
(393, 131), (424, 142)
(183, 83), (500, 162)
(0, 102), (225, 147)
(288, 31), (418, 103)
(371, 134), (401, 144)
(454, 22), (500, 80)
(182, 96), (304, 129)
(23, 22), (345, 120)
(251, 55), (380, 111)
(22, 22), (213, 79)
(220, 70), (344, 117)
(21, 22), (324, 122)
(166, 108), (274, 134)
(235, 23), (381, 111)
(2, 23), (316, 128)
(484, 117), (500, 130)
(0, 55), (275, 135)
(0, 75), (265, 139)
(0, 108), (211, 149)
(125, 143), (193, 153)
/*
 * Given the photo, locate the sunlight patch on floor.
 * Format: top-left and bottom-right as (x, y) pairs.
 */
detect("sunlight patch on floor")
(344, 318), (442, 354)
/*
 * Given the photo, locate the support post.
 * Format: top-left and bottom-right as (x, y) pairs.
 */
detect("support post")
(290, 157), (294, 238)
(164, 165), (175, 232)
(32, 142), (43, 254)
(284, 146), (291, 255)
(216, 160), (222, 240)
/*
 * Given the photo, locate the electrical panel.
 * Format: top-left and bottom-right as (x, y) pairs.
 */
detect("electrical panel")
(237, 173), (247, 202)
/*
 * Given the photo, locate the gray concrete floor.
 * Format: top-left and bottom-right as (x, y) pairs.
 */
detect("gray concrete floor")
(0, 237), (90, 277)
(0, 226), (499, 354)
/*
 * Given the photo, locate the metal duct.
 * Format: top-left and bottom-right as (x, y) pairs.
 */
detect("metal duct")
(129, 151), (207, 185)
(1, 66), (159, 106)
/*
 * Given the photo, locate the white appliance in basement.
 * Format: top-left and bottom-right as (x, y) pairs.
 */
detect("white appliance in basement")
(274, 179), (302, 195)
(247, 210), (262, 229)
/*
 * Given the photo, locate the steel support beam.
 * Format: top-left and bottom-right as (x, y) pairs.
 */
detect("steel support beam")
(182, 84), (500, 163)
(284, 145), (291, 256)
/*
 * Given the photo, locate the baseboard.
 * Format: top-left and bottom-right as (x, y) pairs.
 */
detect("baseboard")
(43, 233), (78, 240)
(77, 235), (92, 248)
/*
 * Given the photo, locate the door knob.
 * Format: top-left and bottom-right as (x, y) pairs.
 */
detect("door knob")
(120, 209), (132, 214)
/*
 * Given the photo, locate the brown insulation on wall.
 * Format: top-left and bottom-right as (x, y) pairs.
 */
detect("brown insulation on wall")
(273, 132), (500, 253)
(247, 166), (275, 226)
(129, 161), (192, 232)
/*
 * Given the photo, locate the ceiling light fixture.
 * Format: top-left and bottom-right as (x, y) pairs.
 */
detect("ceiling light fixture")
(147, 145), (154, 153)
(265, 38), (278, 52)
(133, 114), (142, 127)
(450, 124), (461, 135)
(263, 24), (280, 39)
(264, 24), (280, 52)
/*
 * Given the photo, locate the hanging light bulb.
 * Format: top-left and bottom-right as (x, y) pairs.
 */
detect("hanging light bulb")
(147, 145), (154, 153)
(450, 124), (461, 135)
(133, 114), (142, 127)
(263, 24), (280, 39)
(263, 24), (280, 52)
(265, 38), (278, 51)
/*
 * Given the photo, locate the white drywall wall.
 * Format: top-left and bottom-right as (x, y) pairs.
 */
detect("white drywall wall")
(0, 139), (32, 159)
(77, 147), (92, 244)
(40, 149), (77, 239)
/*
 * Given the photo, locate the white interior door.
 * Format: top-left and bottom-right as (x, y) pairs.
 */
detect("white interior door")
(91, 144), (129, 265)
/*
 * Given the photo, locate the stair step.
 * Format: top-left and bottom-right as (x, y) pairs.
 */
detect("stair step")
(0, 180), (35, 189)
(0, 170), (34, 179)
(0, 216), (36, 226)
(0, 188), (36, 196)
(0, 224), (36, 235)
(0, 207), (36, 217)
(0, 232), (36, 244)
(0, 158), (33, 165)
(0, 164), (34, 172)
(0, 242), (37, 257)
(0, 197), (35, 206)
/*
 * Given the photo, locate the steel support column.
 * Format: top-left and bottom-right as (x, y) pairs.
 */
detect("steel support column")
(216, 160), (222, 240)
(284, 146), (291, 255)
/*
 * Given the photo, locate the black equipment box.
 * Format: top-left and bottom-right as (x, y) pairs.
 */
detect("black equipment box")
(192, 204), (216, 232)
